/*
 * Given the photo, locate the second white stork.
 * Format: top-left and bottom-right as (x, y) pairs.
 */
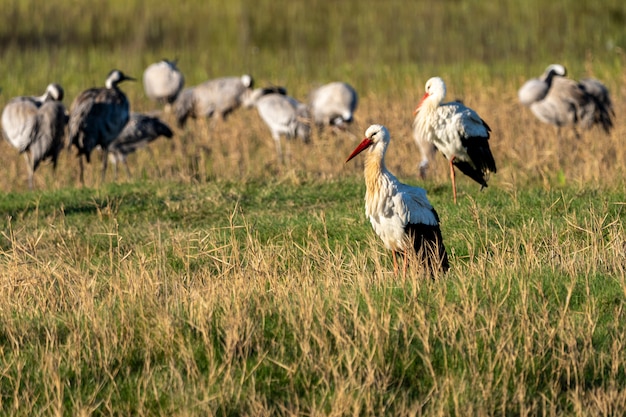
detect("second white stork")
(413, 77), (497, 204)
(346, 124), (449, 277)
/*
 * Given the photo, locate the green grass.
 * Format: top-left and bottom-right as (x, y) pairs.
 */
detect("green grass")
(0, 178), (624, 415)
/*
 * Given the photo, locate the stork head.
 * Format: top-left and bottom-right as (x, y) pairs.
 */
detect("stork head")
(345, 124), (389, 162)
(106, 70), (136, 89)
(413, 76), (447, 115)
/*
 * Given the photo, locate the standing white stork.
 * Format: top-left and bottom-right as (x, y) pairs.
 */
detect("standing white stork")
(346, 124), (449, 277)
(107, 112), (174, 180)
(518, 64), (614, 137)
(413, 77), (497, 204)
(243, 86), (310, 163)
(143, 59), (185, 108)
(1, 83), (68, 189)
(308, 81), (358, 132)
(68, 69), (135, 184)
(173, 74), (254, 127)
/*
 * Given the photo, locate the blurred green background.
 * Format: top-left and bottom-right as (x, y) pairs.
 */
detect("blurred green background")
(0, 0), (624, 100)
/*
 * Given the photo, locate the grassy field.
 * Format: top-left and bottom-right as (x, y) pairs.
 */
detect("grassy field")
(1, 0), (626, 415)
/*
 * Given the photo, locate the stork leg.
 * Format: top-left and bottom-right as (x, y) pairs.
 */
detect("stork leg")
(449, 157), (457, 204)
(403, 249), (409, 279)
(392, 251), (399, 275)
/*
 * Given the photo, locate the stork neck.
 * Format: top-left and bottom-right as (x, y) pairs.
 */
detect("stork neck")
(364, 150), (387, 191)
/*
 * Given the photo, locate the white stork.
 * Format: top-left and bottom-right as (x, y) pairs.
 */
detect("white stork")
(346, 124), (449, 277)
(413, 77), (496, 204)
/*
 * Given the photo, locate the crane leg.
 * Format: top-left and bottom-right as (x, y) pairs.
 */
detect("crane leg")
(101, 150), (109, 184)
(23, 153), (34, 190)
(78, 155), (85, 186)
(449, 157), (457, 204)
(124, 160), (131, 179)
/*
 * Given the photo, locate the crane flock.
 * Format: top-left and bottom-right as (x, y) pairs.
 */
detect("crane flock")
(0, 61), (617, 276)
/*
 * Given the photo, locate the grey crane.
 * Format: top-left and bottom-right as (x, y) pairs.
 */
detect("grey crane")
(1, 83), (67, 189)
(173, 74), (254, 127)
(143, 59), (185, 107)
(107, 112), (173, 179)
(68, 69), (135, 184)
(243, 86), (311, 163)
(518, 64), (614, 137)
(308, 81), (358, 131)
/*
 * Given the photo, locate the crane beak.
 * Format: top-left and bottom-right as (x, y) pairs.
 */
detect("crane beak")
(412, 92), (429, 116)
(345, 138), (374, 162)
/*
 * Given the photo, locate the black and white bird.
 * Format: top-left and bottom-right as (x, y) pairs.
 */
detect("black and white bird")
(518, 64), (614, 137)
(243, 86), (310, 163)
(68, 69), (135, 184)
(346, 124), (449, 277)
(1, 83), (68, 189)
(173, 74), (254, 127)
(413, 77), (497, 204)
(143, 59), (185, 107)
(107, 112), (173, 179)
(308, 81), (358, 131)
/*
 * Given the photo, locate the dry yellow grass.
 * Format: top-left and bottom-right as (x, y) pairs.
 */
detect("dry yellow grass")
(0, 72), (625, 415)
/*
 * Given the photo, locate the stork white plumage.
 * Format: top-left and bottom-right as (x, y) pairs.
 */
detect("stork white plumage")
(1, 83), (67, 189)
(413, 77), (497, 204)
(346, 124), (449, 277)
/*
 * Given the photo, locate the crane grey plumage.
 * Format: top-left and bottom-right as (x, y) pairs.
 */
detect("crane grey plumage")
(107, 112), (173, 179)
(143, 59), (184, 105)
(518, 64), (614, 136)
(173, 74), (253, 127)
(1, 83), (67, 189)
(68, 69), (134, 184)
(308, 81), (358, 130)
(243, 86), (311, 163)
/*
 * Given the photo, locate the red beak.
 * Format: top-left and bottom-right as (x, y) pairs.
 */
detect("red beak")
(412, 92), (429, 116)
(345, 138), (374, 162)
